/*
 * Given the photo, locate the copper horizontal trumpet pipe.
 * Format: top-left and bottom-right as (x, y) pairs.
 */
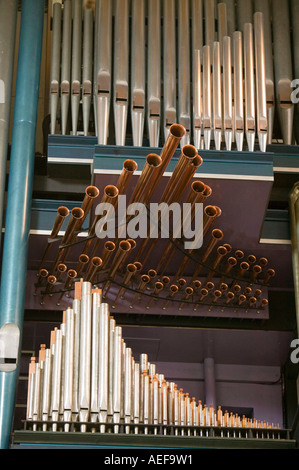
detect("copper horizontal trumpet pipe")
(50, 206), (70, 239)
(208, 289), (222, 311)
(225, 291), (235, 305)
(161, 276), (170, 287)
(232, 284), (241, 294)
(235, 250), (244, 260)
(193, 288), (209, 311)
(146, 281), (164, 309)
(55, 263), (67, 281)
(38, 206), (70, 271)
(232, 261), (250, 286)
(130, 273), (151, 308)
(166, 154), (203, 205)
(147, 123), (186, 200)
(206, 281), (214, 291)
(51, 207), (85, 273)
(104, 240), (132, 296)
(100, 241), (116, 270)
(262, 268), (275, 285)
(107, 240), (132, 281)
(205, 245), (228, 284)
(219, 282), (228, 292)
(179, 286), (193, 310)
(248, 297), (257, 309)
(238, 294), (247, 306)
(162, 284), (179, 310)
(218, 256), (237, 285)
(76, 254), (89, 276)
(254, 289), (262, 298)
(191, 229), (224, 281)
(212, 290), (222, 303)
(244, 286), (252, 296)
(85, 256), (103, 282)
(118, 238), (136, 271)
(160, 145), (199, 204)
(80, 185), (100, 222)
(259, 298), (268, 309)
(82, 185), (119, 256)
(247, 254), (256, 265)
(148, 269), (157, 281)
(56, 269), (77, 304)
(40, 275), (57, 304)
(116, 159), (138, 194)
(173, 205), (221, 280)
(259, 257), (268, 267)
(177, 278), (186, 289)
(223, 243), (232, 254)
(136, 154), (203, 265)
(34, 268), (49, 295)
(61, 207), (85, 246)
(113, 263), (138, 307)
(192, 279), (201, 291)
(250, 265), (262, 283)
(129, 153), (162, 205)
(203, 205), (221, 237)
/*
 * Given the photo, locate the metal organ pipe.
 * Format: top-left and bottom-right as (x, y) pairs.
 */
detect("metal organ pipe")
(25, 287), (281, 436)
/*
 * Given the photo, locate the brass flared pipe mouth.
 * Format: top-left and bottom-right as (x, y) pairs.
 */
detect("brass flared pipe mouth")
(104, 185), (119, 199)
(104, 241), (116, 251)
(67, 269), (77, 278)
(133, 261), (142, 271)
(182, 144), (198, 159)
(119, 240), (131, 251)
(71, 207), (85, 219)
(127, 263), (137, 273)
(57, 263), (67, 273)
(235, 250), (244, 259)
(79, 254), (89, 263)
(141, 274), (150, 283)
(85, 185), (100, 199)
(191, 181), (206, 193)
(147, 153), (163, 167)
(91, 257), (102, 267)
(123, 159), (138, 172)
(148, 269), (157, 278)
(57, 206), (70, 218)
(169, 123), (186, 139)
(127, 238), (137, 249)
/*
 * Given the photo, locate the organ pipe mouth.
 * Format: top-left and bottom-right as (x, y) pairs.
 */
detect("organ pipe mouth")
(79, 254), (89, 263)
(146, 153), (162, 167)
(182, 144), (198, 159)
(123, 159), (138, 173)
(169, 123), (186, 139)
(57, 206), (70, 218)
(86, 186), (99, 197)
(104, 185), (119, 199)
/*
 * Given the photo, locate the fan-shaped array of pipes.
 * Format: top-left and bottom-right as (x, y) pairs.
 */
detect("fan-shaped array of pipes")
(35, 123), (274, 315)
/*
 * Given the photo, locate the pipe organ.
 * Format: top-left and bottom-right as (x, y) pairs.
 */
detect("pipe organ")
(49, 0), (299, 151)
(26, 279), (282, 439)
(27, 120), (282, 442)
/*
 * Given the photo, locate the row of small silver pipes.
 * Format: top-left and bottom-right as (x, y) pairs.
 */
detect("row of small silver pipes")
(26, 280), (280, 437)
(50, 0), (274, 152)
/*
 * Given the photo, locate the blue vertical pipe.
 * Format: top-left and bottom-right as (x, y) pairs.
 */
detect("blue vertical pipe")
(0, 0), (44, 449)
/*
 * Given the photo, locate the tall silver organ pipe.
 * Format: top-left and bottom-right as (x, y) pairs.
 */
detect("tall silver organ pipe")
(26, 280), (280, 436)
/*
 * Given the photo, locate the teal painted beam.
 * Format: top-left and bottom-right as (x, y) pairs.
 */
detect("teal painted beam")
(0, 0), (44, 449)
